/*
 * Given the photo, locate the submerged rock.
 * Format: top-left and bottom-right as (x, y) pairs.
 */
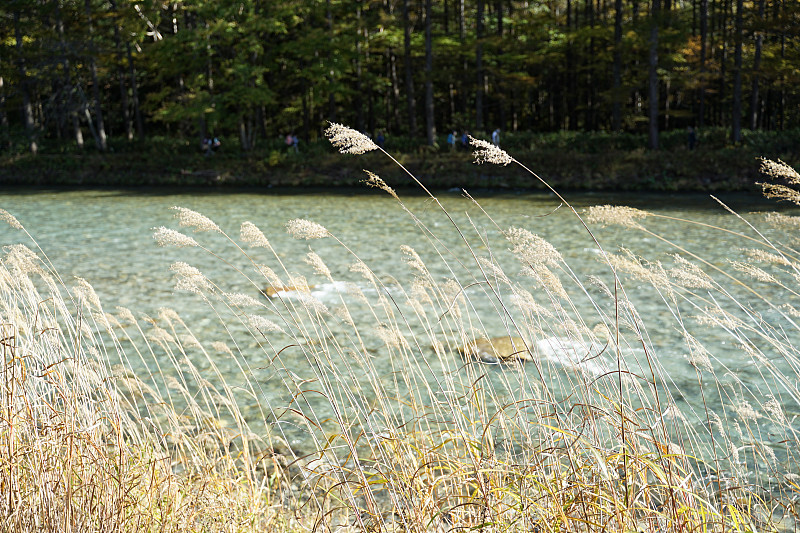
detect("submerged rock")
(261, 285), (315, 298)
(458, 335), (610, 372)
(459, 336), (533, 363)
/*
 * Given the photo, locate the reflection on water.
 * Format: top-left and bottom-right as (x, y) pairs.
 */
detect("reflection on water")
(3, 187), (799, 459)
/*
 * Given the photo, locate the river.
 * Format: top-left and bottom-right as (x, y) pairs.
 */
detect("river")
(3, 187), (799, 472)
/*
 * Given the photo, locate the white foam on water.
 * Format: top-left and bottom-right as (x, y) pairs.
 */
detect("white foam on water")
(536, 336), (609, 376)
(268, 281), (404, 303)
(267, 281), (352, 301)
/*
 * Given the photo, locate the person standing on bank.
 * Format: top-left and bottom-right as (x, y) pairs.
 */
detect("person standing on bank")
(687, 126), (697, 150)
(492, 128), (500, 146)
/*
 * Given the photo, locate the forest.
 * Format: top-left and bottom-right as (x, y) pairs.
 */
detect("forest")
(1, 0), (799, 156)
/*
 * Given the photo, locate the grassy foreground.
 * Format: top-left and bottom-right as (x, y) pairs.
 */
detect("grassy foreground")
(2, 129), (800, 532)
(1, 127), (799, 191)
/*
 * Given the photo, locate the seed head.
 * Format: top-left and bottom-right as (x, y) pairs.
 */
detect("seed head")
(248, 315), (286, 334)
(73, 277), (102, 310)
(764, 397), (786, 424)
(0, 209), (22, 230)
(170, 262), (213, 295)
(506, 227), (562, 266)
(305, 251), (333, 281)
(148, 326), (175, 345)
(212, 341), (233, 356)
(286, 219), (330, 240)
(324, 123), (379, 155)
(115, 307), (137, 325)
(760, 183), (800, 205)
(764, 212), (800, 231)
(759, 158), (800, 185)
(734, 399), (759, 422)
(731, 261), (778, 284)
(509, 288), (551, 317)
(153, 227), (199, 248)
(3, 244), (43, 275)
(171, 206), (221, 233)
(667, 254), (712, 289)
(296, 292), (329, 315)
(241, 222), (270, 248)
(180, 333), (201, 350)
(224, 292), (263, 308)
(742, 248), (790, 266)
(401, 245), (428, 274)
(469, 136), (512, 166)
(350, 261), (374, 282)
(586, 205), (651, 229)
(362, 170), (399, 200)
(661, 404), (686, 422)
(375, 324), (409, 350)
(684, 333), (713, 372)
(255, 264), (282, 287)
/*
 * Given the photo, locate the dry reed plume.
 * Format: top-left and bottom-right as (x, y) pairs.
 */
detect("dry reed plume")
(2, 128), (799, 533)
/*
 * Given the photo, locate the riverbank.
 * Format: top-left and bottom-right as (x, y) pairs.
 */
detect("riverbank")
(2, 128), (797, 191)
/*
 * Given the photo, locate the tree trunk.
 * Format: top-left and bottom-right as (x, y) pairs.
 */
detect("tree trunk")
(125, 43), (144, 138)
(698, 0), (707, 127)
(356, 6), (364, 132)
(327, 0), (337, 121)
(403, 0), (417, 136)
(110, 1), (132, 141)
(749, 0), (765, 130)
(458, 0), (465, 38)
(496, 0), (506, 131)
(79, 86), (103, 149)
(239, 113), (252, 151)
(458, 0), (467, 122)
(718, 0), (729, 126)
(389, 49), (401, 132)
(424, 0), (435, 144)
(585, 0), (595, 130)
(0, 76), (8, 149)
(731, 0), (743, 143)
(612, 0), (623, 131)
(301, 88), (309, 142)
(566, 0), (577, 129)
(778, 1), (785, 129)
(84, 0), (107, 151)
(55, 0), (84, 148)
(648, 0), (660, 150)
(13, 11), (37, 155)
(476, 0), (484, 131)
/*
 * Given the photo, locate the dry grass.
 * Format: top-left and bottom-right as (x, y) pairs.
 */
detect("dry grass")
(0, 242), (309, 532)
(1, 125), (799, 532)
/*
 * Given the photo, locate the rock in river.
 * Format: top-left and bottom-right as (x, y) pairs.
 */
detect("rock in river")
(459, 336), (533, 363)
(261, 285), (315, 298)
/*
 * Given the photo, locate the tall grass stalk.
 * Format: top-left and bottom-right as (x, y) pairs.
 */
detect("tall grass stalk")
(1, 139), (799, 532)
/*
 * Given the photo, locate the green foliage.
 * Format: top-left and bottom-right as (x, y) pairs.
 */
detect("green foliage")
(1, 0), (799, 154)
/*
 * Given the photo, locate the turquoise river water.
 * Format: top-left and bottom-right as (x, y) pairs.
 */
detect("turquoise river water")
(2, 187), (799, 473)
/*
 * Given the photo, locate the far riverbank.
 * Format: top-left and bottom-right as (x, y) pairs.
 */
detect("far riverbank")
(2, 128), (797, 191)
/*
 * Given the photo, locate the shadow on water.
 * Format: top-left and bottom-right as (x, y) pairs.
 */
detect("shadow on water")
(0, 184), (794, 213)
